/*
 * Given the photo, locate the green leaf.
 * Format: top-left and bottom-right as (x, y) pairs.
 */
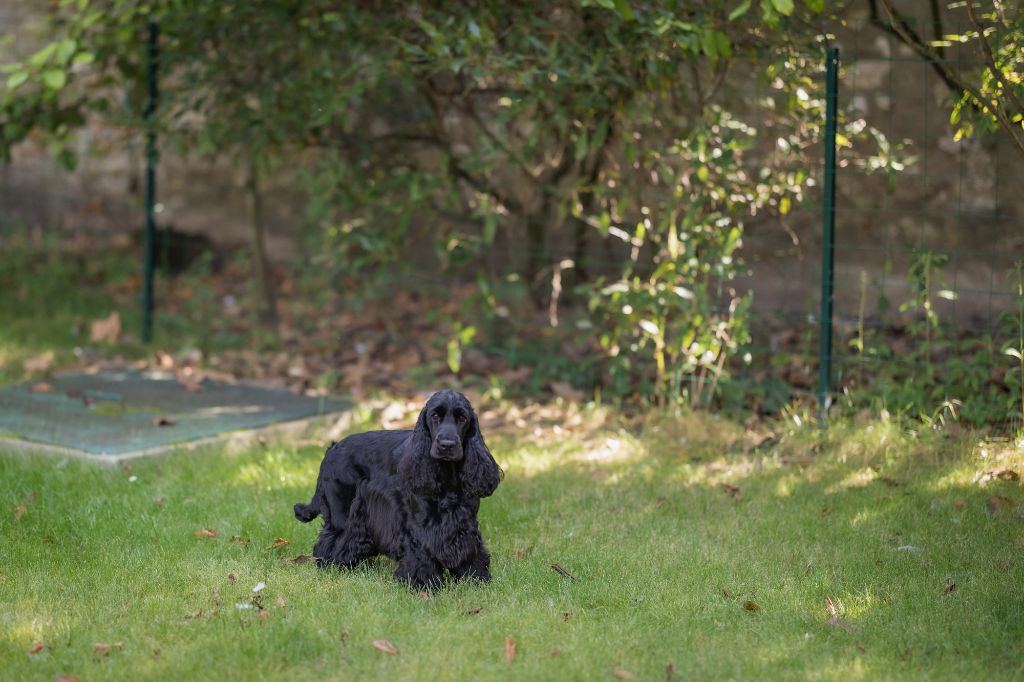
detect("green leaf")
(613, 0), (635, 21)
(728, 0), (752, 21)
(771, 0), (795, 15)
(29, 43), (57, 68)
(696, 166), (709, 182)
(779, 196), (791, 215)
(56, 39), (77, 65)
(6, 70), (28, 91)
(803, 0), (824, 12)
(72, 52), (96, 67)
(574, 128), (589, 162)
(714, 31), (732, 58)
(446, 339), (462, 374)
(42, 68), (67, 91)
(700, 30), (717, 59)
(482, 212), (497, 245)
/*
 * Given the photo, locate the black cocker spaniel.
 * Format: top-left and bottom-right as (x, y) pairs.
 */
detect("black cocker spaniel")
(294, 390), (502, 588)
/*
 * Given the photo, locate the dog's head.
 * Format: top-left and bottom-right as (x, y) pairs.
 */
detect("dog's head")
(420, 389), (475, 461)
(401, 389), (502, 498)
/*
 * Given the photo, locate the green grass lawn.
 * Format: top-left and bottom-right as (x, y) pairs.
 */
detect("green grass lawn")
(2, 409), (1022, 681)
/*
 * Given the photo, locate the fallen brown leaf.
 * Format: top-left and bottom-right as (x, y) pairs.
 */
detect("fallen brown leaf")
(953, 499), (966, 510)
(722, 484), (742, 501)
(465, 606), (482, 615)
(987, 495), (1014, 513)
(373, 639), (400, 655)
(997, 469), (1020, 482)
(153, 496), (165, 509)
(944, 582), (956, 593)
(14, 490), (37, 522)
(284, 554), (315, 565)
(613, 667), (634, 680)
(504, 636), (516, 663)
(155, 350), (175, 369)
(227, 572), (237, 584)
(514, 549), (526, 558)
(825, 596), (839, 618)
(185, 609), (203, 619)
(268, 537), (290, 549)
(193, 528), (218, 538)
(563, 611), (571, 623)
(996, 559), (1011, 571)
(28, 640), (43, 655)
(721, 587), (734, 598)
(92, 642), (123, 657)
(276, 596), (286, 608)
(54, 677), (79, 682)
(655, 496), (667, 509)
(666, 662), (675, 680)
(23, 352), (53, 374)
(152, 416), (176, 427)
(821, 505), (833, 517)
(230, 535), (249, 545)
(256, 610), (269, 623)
(550, 381), (584, 402)
(212, 590), (222, 605)
(90, 311), (121, 343)
(743, 600), (760, 612)
(418, 591), (430, 601)
(547, 647), (562, 657)
(550, 563), (577, 581)
(30, 382), (53, 393)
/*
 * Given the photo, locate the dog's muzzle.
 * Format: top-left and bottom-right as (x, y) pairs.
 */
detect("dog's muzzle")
(431, 438), (463, 461)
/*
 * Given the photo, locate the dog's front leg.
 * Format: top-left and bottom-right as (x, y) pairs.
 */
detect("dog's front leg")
(394, 553), (443, 590)
(450, 540), (491, 583)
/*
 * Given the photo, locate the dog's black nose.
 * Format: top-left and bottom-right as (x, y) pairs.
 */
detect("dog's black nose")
(438, 439), (457, 450)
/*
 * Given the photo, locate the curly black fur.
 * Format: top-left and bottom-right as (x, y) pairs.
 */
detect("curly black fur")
(294, 390), (502, 588)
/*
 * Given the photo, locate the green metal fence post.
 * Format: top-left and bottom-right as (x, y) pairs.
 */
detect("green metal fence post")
(142, 21), (159, 343)
(818, 46), (839, 422)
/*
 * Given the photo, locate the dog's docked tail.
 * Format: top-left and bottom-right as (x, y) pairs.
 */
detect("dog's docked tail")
(293, 478), (323, 523)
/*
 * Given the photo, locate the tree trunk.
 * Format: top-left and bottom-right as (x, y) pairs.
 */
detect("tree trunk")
(525, 213), (547, 307)
(246, 156), (278, 326)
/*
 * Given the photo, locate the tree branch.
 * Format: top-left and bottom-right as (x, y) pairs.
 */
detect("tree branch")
(876, 0), (1024, 156)
(964, 0), (1024, 120)
(868, 0), (962, 93)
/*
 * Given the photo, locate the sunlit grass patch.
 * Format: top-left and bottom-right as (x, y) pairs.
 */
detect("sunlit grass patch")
(1, 412), (1022, 681)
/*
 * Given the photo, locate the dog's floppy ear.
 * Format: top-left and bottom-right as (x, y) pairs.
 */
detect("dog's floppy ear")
(398, 403), (440, 495)
(460, 412), (502, 498)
